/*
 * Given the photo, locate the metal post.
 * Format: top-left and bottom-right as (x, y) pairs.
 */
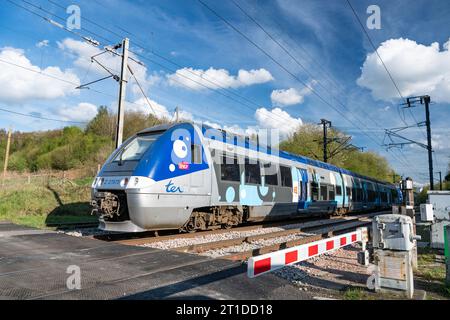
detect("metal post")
(2, 127), (12, 186)
(437, 171), (442, 191)
(320, 119), (331, 163)
(445, 225), (450, 285)
(115, 38), (129, 149)
(424, 96), (434, 190)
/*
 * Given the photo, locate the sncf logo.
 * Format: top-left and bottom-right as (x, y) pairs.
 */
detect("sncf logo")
(178, 161), (190, 170)
(165, 180), (183, 193)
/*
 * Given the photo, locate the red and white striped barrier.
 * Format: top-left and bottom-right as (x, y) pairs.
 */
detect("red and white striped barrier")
(247, 227), (368, 278)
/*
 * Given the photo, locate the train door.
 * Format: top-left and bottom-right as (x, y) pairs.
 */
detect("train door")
(291, 167), (300, 203)
(333, 172), (344, 209)
(362, 181), (368, 208)
(298, 168), (308, 209)
(189, 143), (211, 196)
(311, 170), (319, 201)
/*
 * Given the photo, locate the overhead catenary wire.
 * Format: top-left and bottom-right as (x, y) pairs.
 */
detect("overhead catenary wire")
(345, 0), (427, 139)
(0, 106), (88, 124)
(5, 0), (419, 178)
(127, 65), (156, 116)
(197, 0), (420, 176)
(16, 0), (415, 176)
(12, 0), (295, 127)
(2, 1), (243, 123)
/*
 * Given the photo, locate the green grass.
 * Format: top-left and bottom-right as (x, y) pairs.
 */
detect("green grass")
(0, 177), (97, 229)
(416, 248), (450, 299)
(343, 287), (375, 300)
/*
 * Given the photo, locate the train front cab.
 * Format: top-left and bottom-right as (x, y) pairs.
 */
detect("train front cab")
(92, 123), (212, 232)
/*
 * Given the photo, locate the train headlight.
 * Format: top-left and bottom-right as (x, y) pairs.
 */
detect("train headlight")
(122, 177), (129, 187)
(134, 177), (139, 186)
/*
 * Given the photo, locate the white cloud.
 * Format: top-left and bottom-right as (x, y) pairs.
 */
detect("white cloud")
(202, 108), (302, 140)
(358, 38), (450, 102)
(167, 67), (273, 90)
(270, 82), (316, 106)
(36, 40), (49, 48)
(255, 107), (303, 138)
(127, 97), (193, 121)
(56, 102), (98, 122)
(271, 88), (302, 106)
(0, 47), (80, 104)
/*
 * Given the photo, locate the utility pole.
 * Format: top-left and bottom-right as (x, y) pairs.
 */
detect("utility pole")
(385, 95), (434, 190)
(423, 96), (434, 190)
(175, 106), (179, 123)
(437, 171), (442, 191)
(2, 127), (12, 186)
(319, 119), (332, 163)
(115, 38), (129, 149)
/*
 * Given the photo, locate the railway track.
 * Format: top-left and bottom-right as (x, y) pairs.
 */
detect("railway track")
(111, 211), (384, 246)
(109, 211), (386, 261)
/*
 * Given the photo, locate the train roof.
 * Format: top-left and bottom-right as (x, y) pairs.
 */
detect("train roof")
(137, 123), (177, 134)
(137, 122), (395, 187)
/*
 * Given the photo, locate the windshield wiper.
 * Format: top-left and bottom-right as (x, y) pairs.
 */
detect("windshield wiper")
(118, 146), (128, 166)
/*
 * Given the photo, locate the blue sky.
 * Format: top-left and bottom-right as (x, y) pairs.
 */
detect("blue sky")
(0, 0), (449, 184)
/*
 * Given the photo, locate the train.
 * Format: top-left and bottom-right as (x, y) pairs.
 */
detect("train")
(91, 122), (402, 232)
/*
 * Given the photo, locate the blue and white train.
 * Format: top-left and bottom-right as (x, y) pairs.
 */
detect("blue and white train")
(91, 122), (402, 232)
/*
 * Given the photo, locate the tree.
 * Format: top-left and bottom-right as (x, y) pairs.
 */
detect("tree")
(85, 106), (115, 138)
(279, 125), (394, 182)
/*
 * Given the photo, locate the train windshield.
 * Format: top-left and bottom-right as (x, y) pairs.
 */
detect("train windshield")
(113, 132), (163, 162)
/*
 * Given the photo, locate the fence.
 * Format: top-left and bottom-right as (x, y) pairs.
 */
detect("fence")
(0, 170), (95, 189)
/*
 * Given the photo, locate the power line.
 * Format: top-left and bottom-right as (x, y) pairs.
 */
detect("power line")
(230, 0), (393, 141)
(198, 0), (421, 176)
(345, 0), (427, 140)
(12, 0), (294, 127)
(6, 0), (422, 177)
(0, 106), (87, 124)
(127, 65), (156, 116)
(345, 0), (404, 101)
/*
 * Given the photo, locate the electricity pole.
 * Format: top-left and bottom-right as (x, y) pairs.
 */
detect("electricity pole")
(437, 171), (442, 191)
(319, 119), (332, 163)
(175, 106), (179, 123)
(2, 127), (12, 186)
(385, 95), (434, 190)
(115, 38), (129, 149)
(423, 96), (434, 190)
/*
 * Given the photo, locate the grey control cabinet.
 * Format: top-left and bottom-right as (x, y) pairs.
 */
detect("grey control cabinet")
(372, 214), (415, 251)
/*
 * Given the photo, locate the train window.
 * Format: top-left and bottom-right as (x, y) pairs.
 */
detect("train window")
(191, 144), (202, 164)
(113, 133), (162, 162)
(221, 156), (240, 182)
(311, 182), (319, 201)
(336, 186), (342, 196)
(280, 166), (292, 187)
(244, 158), (261, 185)
(262, 163), (278, 186)
(320, 185), (328, 201)
(329, 186), (335, 201)
(368, 190), (375, 202)
(346, 187), (351, 198)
